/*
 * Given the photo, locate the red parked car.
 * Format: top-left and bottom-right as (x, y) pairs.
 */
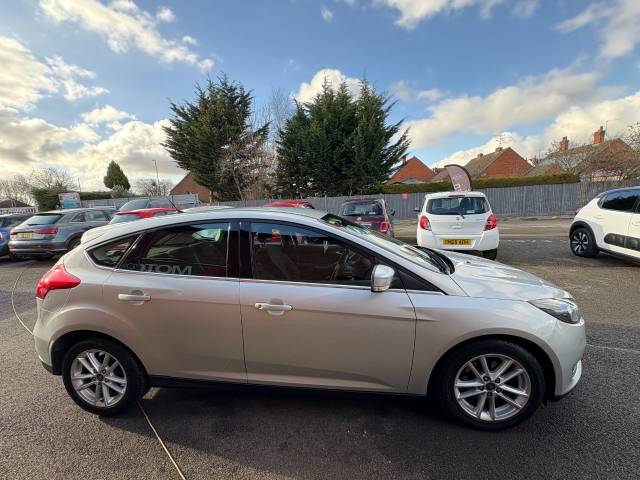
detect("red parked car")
(263, 200), (315, 209)
(108, 207), (178, 225)
(338, 198), (395, 236)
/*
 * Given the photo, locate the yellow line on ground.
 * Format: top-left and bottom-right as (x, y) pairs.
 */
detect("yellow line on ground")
(11, 261), (35, 336)
(11, 261), (188, 480)
(138, 401), (188, 480)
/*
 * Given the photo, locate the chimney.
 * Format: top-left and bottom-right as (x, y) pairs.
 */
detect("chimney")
(495, 146), (503, 152)
(593, 126), (605, 145)
(401, 155), (408, 166)
(559, 136), (569, 152)
(477, 152), (483, 158)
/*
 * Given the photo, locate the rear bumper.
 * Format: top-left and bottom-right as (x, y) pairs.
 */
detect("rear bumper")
(8, 239), (67, 256)
(416, 228), (499, 251)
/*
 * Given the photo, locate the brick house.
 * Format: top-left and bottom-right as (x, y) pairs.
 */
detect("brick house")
(530, 127), (639, 180)
(387, 156), (435, 184)
(170, 172), (212, 203)
(430, 147), (531, 183)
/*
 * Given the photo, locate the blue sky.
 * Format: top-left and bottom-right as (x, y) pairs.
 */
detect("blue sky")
(1, 0), (639, 190)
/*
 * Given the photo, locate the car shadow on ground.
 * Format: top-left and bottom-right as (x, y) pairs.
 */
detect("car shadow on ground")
(99, 356), (639, 480)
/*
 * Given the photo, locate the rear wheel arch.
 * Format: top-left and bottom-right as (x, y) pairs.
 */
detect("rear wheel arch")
(426, 334), (556, 401)
(50, 330), (147, 377)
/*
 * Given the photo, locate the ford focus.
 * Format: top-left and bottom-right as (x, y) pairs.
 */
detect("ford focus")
(33, 208), (585, 429)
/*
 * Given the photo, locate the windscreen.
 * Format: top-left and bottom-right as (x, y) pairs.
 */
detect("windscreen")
(25, 214), (62, 225)
(110, 214), (140, 224)
(427, 196), (488, 215)
(340, 202), (382, 216)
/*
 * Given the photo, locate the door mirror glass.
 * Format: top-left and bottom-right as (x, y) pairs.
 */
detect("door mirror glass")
(371, 264), (395, 292)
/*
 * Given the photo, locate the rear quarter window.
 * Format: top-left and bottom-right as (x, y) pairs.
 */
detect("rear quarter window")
(88, 236), (137, 267)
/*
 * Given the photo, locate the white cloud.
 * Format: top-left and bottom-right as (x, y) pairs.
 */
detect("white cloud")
(39, 0), (213, 71)
(434, 91), (640, 167)
(0, 37), (108, 109)
(390, 80), (444, 103)
(182, 35), (198, 46)
(321, 5), (334, 22)
(0, 106), (98, 168)
(155, 6), (175, 23)
(294, 68), (361, 103)
(512, 0), (539, 18)
(376, 0), (535, 29)
(407, 64), (609, 149)
(81, 105), (135, 124)
(556, 0), (640, 60)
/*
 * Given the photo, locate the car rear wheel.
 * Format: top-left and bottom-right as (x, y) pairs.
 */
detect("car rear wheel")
(570, 228), (598, 257)
(67, 237), (81, 251)
(436, 340), (545, 430)
(482, 249), (498, 260)
(62, 338), (147, 416)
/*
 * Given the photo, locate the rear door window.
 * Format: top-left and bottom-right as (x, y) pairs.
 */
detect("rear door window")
(427, 196), (488, 215)
(85, 210), (108, 221)
(121, 223), (232, 277)
(600, 190), (639, 212)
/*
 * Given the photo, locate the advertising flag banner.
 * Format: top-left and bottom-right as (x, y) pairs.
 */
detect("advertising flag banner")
(445, 164), (473, 192)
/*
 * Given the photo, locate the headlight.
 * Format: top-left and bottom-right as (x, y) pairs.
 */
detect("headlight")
(529, 298), (581, 324)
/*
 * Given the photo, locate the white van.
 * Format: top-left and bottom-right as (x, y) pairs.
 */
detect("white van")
(416, 191), (499, 259)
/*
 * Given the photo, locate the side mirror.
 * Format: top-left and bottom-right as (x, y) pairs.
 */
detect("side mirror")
(371, 264), (396, 292)
(390, 209), (396, 216)
(413, 207), (421, 213)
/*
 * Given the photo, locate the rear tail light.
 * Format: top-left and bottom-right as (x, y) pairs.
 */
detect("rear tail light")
(419, 215), (431, 230)
(379, 221), (390, 234)
(34, 226), (58, 235)
(484, 214), (497, 231)
(36, 264), (80, 300)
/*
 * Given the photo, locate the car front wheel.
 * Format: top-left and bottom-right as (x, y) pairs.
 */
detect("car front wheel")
(436, 340), (545, 430)
(62, 338), (147, 415)
(570, 228), (598, 257)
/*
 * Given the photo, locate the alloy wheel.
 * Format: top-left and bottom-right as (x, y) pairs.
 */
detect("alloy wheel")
(453, 353), (531, 422)
(571, 231), (589, 255)
(70, 349), (127, 408)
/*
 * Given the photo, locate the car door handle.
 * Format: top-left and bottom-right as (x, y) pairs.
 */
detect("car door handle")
(118, 293), (151, 302)
(632, 220), (640, 226)
(594, 215), (604, 220)
(254, 302), (292, 312)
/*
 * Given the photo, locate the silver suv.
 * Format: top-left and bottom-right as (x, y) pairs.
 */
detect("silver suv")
(9, 208), (115, 260)
(33, 208), (585, 429)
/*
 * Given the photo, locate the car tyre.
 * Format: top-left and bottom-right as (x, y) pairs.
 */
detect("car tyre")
(436, 339), (545, 430)
(570, 227), (598, 257)
(67, 237), (81, 251)
(62, 338), (147, 416)
(482, 249), (498, 260)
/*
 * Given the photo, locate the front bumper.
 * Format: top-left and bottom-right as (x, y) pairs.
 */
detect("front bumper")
(416, 228), (499, 252)
(0, 242), (9, 256)
(546, 317), (586, 399)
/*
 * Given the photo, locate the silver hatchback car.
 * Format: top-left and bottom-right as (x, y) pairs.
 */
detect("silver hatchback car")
(33, 208), (585, 429)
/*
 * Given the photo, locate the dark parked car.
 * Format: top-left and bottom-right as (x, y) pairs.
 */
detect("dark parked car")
(339, 198), (395, 236)
(0, 213), (33, 260)
(9, 208), (115, 260)
(118, 198), (175, 212)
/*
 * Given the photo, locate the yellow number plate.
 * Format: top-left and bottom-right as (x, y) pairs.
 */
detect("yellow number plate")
(442, 239), (472, 246)
(16, 232), (34, 239)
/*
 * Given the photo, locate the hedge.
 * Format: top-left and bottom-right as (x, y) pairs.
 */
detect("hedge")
(382, 173), (580, 194)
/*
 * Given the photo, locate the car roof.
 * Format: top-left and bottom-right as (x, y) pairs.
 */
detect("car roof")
(341, 198), (382, 205)
(424, 191), (486, 199)
(82, 207), (330, 246)
(40, 207), (115, 214)
(600, 186), (640, 196)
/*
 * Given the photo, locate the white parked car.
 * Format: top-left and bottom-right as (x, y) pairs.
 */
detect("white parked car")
(570, 186), (640, 261)
(416, 191), (499, 260)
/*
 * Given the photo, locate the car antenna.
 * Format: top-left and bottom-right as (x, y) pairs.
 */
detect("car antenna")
(165, 196), (184, 213)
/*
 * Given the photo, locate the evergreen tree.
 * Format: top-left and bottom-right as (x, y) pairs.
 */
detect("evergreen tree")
(163, 75), (268, 201)
(103, 161), (130, 191)
(276, 79), (409, 197)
